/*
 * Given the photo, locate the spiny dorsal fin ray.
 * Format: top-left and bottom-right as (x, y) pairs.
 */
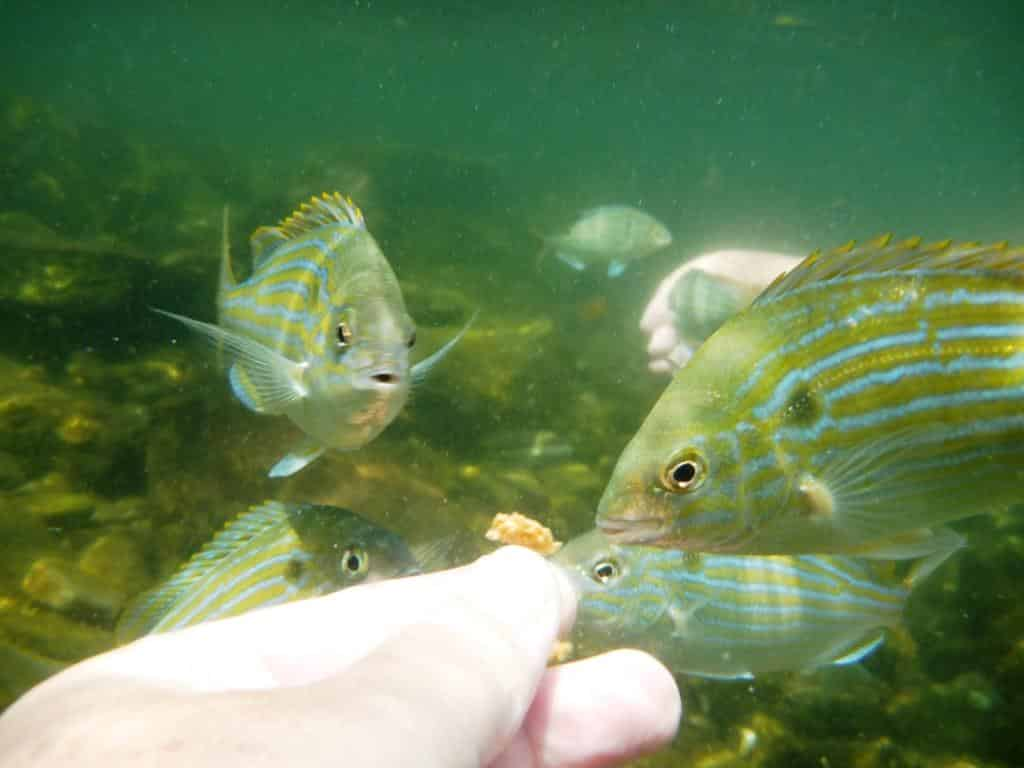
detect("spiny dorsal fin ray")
(755, 235), (1023, 305)
(250, 192), (367, 266)
(116, 501), (290, 640)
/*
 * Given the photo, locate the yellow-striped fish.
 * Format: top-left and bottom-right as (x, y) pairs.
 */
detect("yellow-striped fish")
(555, 527), (962, 679)
(156, 193), (473, 477)
(116, 500), (421, 641)
(597, 235), (1024, 556)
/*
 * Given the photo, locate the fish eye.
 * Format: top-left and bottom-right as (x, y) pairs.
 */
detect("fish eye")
(662, 451), (706, 493)
(407, 329), (416, 349)
(337, 321), (353, 349)
(341, 548), (369, 577)
(592, 559), (619, 584)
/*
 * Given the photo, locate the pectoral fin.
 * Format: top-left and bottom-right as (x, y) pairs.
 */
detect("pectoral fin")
(268, 438), (327, 478)
(411, 310), (479, 384)
(153, 308), (306, 414)
(805, 423), (970, 548)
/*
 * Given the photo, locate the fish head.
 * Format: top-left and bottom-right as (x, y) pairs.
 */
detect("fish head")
(553, 529), (669, 634)
(303, 255), (417, 448)
(288, 503), (422, 587)
(596, 386), (762, 551)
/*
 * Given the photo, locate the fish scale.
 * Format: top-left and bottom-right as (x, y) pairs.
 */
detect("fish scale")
(597, 235), (1024, 555)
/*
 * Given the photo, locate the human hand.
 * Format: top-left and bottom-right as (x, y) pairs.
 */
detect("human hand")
(0, 546), (680, 768)
(640, 249), (800, 373)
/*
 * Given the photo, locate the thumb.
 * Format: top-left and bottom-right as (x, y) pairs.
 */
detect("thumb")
(295, 546), (577, 767)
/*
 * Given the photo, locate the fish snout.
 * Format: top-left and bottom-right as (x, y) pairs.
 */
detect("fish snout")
(346, 346), (410, 391)
(354, 365), (405, 391)
(596, 493), (670, 545)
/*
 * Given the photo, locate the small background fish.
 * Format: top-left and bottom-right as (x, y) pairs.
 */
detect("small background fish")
(540, 204), (672, 277)
(555, 527), (962, 679)
(115, 500), (421, 641)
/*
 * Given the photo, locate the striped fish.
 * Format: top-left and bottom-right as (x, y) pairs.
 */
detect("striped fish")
(598, 235), (1024, 556)
(155, 193), (473, 477)
(115, 500), (421, 642)
(554, 527), (962, 679)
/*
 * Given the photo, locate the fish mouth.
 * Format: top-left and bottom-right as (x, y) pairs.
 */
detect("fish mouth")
(596, 513), (667, 545)
(354, 368), (404, 390)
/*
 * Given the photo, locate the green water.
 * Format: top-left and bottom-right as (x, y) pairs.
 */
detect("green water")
(1, 1), (1022, 765)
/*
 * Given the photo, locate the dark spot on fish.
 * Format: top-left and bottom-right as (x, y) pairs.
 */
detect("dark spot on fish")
(784, 386), (821, 424)
(286, 558), (305, 582)
(372, 372), (397, 384)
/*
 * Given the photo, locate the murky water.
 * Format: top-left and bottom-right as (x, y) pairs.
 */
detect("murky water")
(1, 2), (1021, 765)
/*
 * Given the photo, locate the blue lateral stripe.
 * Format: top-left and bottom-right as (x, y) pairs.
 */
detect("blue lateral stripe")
(736, 297), (915, 400)
(825, 352), (1024, 405)
(755, 330), (928, 419)
(923, 288), (1024, 309)
(222, 298), (316, 329)
(162, 537), (292, 628)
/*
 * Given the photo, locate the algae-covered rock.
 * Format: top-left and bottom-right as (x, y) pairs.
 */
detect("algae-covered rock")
(0, 212), (143, 312)
(65, 347), (202, 408)
(887, 672), (1003, 754)
(0, 636), (67, 711)
(0, 593), (112, 661)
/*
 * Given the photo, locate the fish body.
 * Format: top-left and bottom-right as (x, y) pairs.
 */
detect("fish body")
(555, 528), (962, 679)
(116, 501), (420, 641)
(598, 235), (1024, 555)
(156, 194), (472, 477)
(543, 205), (672, 277)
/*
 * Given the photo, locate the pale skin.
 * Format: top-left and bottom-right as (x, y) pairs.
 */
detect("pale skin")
(0, 547), (681, 768)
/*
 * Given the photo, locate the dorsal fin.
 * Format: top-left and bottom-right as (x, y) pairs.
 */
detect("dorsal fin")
(250, 192), (367, 266)
(115, 501), (289, 641)
(755, 235), (1024, 305)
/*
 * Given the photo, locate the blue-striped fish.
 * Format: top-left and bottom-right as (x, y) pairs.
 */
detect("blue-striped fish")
(555, 527), (962, 679)
(115, 501), (421, 641)
(155, 193), (473, 477)
(597, 235), (1024, 556)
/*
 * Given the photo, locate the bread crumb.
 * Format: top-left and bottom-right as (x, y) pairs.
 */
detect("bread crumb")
(548, 640), (574, 664)
(485, 512), (562, 555)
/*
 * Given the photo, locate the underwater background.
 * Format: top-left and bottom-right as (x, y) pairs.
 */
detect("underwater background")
(1, 1), (1022, 765)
